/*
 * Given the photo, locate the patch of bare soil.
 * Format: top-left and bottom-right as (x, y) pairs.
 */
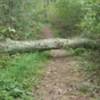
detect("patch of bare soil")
(33, 50), (98, 100)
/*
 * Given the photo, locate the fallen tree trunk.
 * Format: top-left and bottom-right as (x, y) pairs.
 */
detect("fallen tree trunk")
(0, 38), (99, 53)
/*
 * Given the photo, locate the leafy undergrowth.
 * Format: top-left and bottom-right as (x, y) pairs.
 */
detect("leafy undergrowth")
(0, 52), (49, 100)
(75, 49), (99, 83)
(71, 48), (100, 96)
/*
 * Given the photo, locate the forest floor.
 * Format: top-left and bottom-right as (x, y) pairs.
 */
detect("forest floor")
(33, 25), (99, 100)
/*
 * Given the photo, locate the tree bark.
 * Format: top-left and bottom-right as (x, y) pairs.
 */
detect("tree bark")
(0, 38), (99, 53)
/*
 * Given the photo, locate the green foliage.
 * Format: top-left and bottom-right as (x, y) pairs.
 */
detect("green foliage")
(0, 52), (48, 99)
(0, 26), (23, 40)
(47, 0), (100, 39)
(0, 0), (44, 39)
(48, 0), (83, 37)
(80, 0), (100, 39)
(72, 48), (86, 56)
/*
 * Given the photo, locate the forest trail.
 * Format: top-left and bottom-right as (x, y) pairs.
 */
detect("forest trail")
(33, 26), (95, 100)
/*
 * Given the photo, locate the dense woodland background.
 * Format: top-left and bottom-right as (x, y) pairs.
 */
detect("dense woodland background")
(0, 0), (100, 99)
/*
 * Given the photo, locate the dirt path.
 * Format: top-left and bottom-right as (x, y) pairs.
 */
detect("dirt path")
(41, 25), (54, 39)
(33, 26), (97, 100)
